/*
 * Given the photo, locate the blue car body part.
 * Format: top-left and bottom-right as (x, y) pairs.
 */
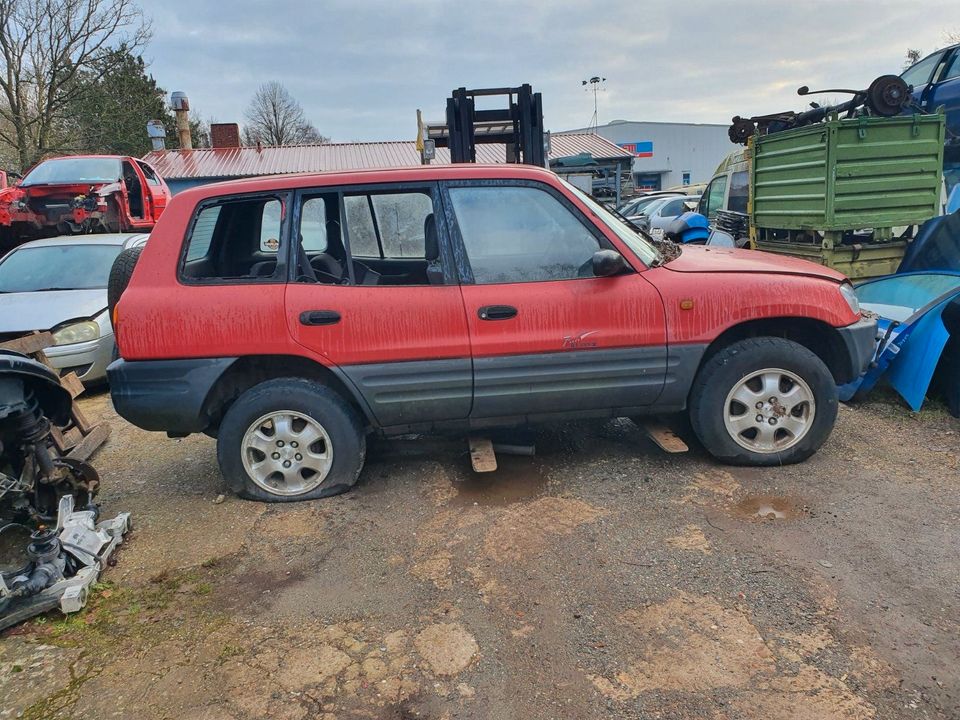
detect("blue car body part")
(664, 212), (710, 244)
(839, 271), (960, 409)
(897, 210), (960, 273)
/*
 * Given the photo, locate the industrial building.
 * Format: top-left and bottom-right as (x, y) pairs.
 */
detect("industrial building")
(559, 120), (736, 190)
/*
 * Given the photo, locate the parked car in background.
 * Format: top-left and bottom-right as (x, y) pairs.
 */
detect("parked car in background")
(901, 43), (960, 193)
(0, 233), (148, 384)
(0, 155), (169, 252)
(625, 195), (701, 238)
(108, 164), (874, 503)
(617, 191), (684, 216)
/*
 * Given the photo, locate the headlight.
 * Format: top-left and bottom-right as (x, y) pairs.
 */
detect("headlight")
(52, 320), (100, 346)
(839, 282), (860, 316)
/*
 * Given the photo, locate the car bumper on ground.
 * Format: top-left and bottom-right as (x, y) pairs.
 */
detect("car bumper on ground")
(43, 334), (116, 385)
(835, 314), (879, 383)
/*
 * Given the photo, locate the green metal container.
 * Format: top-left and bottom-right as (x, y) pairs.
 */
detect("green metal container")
(750, 112), (945, 279)
(752, 112), (945, 230)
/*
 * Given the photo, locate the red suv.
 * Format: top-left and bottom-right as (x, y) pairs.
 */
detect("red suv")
(108, 165), (875, 502)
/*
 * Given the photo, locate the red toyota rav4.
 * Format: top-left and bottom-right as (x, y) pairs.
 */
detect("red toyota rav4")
(108, 164), (875, 502)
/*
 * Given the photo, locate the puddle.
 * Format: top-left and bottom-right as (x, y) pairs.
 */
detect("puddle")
(452, 455), (549, 507)
(733, 495), (805, 521)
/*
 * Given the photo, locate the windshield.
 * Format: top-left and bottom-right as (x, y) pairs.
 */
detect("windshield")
(562, 180), (662, 266)
(0, 244), (123, 292)
(20, 157), (122, 187)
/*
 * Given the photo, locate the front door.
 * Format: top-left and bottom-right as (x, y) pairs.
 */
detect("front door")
(441, 180), (668, 420)
(135, 160), (169, 220)
(285, 182), (472, 428)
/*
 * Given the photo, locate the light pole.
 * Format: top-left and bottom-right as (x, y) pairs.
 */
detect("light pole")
(582, 76), (606, 131)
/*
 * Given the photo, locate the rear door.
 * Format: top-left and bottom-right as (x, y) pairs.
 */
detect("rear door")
(441, 179), (667, 420)
(285, 181), (472, 428)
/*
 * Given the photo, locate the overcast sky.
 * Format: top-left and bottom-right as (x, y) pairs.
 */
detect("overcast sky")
(137, 0), (957, 142)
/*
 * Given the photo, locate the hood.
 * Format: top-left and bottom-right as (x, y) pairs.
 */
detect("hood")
(664, 245), (846, 282)
(0, 288), (107, 333)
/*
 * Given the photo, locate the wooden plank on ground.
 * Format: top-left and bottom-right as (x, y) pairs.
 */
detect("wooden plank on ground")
(60, 372), (84, 399)
(49, 425), (67, 454)
(642, 421), (689, 454)
(0, 331), (53, 355)
(468, 436), (498, 473)
(61, 426), (83, 449)
(71, 405), (93, 434)
(66, 422), (110, 462)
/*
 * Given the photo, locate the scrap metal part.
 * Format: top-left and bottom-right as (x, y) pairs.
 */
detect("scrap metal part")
(0, 495), (131, 630)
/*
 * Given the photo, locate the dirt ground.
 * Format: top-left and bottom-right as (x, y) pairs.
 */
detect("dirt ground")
(2, 390), (958, 719)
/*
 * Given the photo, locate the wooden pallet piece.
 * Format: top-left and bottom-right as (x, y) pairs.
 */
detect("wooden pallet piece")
(59, 372), (84, 399)
(66, 423), (110, 462)
(0, 330), (53, 355)
(642, 421), (689, 454)
(468, 436), (498, 473)
(71, 404), (93, 434)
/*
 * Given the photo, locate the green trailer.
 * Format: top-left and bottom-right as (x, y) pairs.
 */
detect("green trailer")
(749, 111), (945, 279)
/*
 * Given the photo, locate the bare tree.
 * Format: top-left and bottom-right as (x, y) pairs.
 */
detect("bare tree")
(946, 28), (960, 45)
(243, 81), (327, 146)
(0, 0), (150, 170)
(904, 48), (922, 70)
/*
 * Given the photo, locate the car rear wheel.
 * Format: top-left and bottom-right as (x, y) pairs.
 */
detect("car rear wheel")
(216, 378), (366, 502)
(107, 246), (143, 322)
(688, 337), (837, 466)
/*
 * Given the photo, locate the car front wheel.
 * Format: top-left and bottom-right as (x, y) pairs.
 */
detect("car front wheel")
(688, 337), (838, 466)
(216, 378), (365, 501)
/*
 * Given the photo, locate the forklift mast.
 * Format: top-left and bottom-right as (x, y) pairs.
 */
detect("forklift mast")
(435, 85), (546, 166)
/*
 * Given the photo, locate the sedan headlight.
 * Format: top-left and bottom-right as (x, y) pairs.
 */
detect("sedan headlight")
(52, 320), (100, 346)
(839, 282), (860, 316)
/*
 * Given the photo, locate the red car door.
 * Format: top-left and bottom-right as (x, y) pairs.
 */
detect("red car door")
(441, 180), (668, 419)
(285, 183), (472, 428)
(135, 160), (169, 220)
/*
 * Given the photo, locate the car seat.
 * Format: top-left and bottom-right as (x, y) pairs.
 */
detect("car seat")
(424, 214), (444, 284)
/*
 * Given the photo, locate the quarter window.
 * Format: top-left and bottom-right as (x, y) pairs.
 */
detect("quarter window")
(448, 185), (600, 284)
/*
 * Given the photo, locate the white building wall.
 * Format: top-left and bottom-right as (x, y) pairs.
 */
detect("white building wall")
(560, 121), (735, 189)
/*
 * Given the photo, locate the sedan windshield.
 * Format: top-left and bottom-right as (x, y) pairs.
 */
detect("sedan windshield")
(20, 157), (122, 187)
(562, 180), (662, 266)
(0, 244), (123, 292)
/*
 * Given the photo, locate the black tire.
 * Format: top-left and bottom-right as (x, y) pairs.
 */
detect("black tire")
(216, 378), (366, 502)
(107, 246), (143, 322)
(688, 337), (837, 466)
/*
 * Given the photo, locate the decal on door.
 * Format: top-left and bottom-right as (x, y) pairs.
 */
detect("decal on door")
(562, 330), (598, 349)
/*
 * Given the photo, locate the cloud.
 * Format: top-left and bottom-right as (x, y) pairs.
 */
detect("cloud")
(138, 0), (954, 141)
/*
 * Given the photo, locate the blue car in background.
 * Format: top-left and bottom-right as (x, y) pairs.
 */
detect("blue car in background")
(902, 43), (960, 192)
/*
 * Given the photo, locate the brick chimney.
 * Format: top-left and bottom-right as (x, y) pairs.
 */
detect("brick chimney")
(210, 123), (241, 148)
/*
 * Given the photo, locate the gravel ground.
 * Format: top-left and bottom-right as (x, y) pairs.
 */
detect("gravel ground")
(1, 390), (958, 719)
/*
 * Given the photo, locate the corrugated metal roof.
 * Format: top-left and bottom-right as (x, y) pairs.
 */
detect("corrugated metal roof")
(143, 133), (631, 180)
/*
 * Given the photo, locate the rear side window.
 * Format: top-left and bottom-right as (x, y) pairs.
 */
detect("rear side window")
(448, 185), (600, 284)
(181, 195), (286, 281)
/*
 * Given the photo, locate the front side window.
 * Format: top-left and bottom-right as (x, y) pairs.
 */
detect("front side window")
(901, 50), (945, 87)
(181, 195), (285, 281)
(448, 185), (601, 284)
(136, 161), (162, 186)
(942, 51), (960, 82)
(701, 176), (728, 220)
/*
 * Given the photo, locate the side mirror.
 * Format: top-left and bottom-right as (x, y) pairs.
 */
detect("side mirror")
(592, 249), (627, 277)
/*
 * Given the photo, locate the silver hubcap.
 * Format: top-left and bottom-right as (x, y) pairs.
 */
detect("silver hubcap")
(723, 368), (815, 453)
(241, 411), (333, 496)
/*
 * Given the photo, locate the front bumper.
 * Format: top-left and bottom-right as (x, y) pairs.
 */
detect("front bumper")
(43, 334), (116, 385)
(835, 314), (879, 384)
